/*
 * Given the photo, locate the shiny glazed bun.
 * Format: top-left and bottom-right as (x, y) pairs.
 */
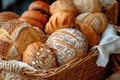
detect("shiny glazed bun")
(23, 42), (57, 70)
(46, 28), (88, 66)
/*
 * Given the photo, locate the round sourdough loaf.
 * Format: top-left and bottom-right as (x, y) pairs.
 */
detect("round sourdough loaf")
(23, 42), (57, 70)
(46, 28), (88, 66)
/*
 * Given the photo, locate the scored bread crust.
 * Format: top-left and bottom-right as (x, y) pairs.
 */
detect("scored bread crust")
(75, 20), (99, 47)
(0, 19), (46, 60)
(21, 10), (47, 25)
(73, 0), (101, 13)
(76, 12), (107, 34)
(19, 17), (44, 30)
(0, 11), (20, 22)
(46, 28), (88, 66)
(45, 10), (75, 34)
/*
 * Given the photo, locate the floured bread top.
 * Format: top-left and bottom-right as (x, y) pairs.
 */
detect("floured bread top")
(46, 28), (88, 65)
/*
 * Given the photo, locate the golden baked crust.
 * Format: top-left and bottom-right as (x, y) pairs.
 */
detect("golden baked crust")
(45, 10), (75, 34)
(21, 10), (47, 25)
(76, 12), (107, 34)
(75, 20), (99, 47)
(73, 0), (101, 13)
(19, 17), (44, 30)
(0, 11), (19, 22)
(1, 19), (46, 60)
(46, 28), (88, 66)
(50, 0), (78, 16)
(28, 1), (49, 15)
(23, 42), (56, 70)
(0, 29), (15, 60)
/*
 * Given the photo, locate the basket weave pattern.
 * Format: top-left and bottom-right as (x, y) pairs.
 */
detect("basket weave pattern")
(0, 49), (109, 80)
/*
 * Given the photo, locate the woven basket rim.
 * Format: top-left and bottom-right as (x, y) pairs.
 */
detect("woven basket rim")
(20, 49), (98, 78)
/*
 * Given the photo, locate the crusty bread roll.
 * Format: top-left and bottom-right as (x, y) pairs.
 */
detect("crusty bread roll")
(0, 19), (46, 60)
(23, 42), (56, 70)
(19, 17), (44, 30)
(73, 0), (101, 13)
(28, 0), (50, 19)
(21, 10), (47, 26)
(46, 28), (88, 66)
(0, 11), (19, 27)
(75, 20), (99, 47)
(50, 0), (78, 16)
(45, 10), (75, 34)
(76, 12), (107, 34)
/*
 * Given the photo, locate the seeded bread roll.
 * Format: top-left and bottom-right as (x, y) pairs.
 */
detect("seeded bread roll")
(50, 0), (78, 16)
(45, 10), (75, 34)
(0, 19), (46, 60)
(46, 28), (88, 66)
(73, 0), (101, 13)
(23, 42), (57, 70)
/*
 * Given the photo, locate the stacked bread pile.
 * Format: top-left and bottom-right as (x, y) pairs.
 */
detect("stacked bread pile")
(0, 0), (118, 79)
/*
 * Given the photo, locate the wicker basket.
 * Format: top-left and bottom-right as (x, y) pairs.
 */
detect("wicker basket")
(0, 49), (110, 80)
(102, 0), (118, 25)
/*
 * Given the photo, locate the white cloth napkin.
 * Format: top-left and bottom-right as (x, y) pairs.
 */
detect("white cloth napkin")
(94, 24), (120, 67)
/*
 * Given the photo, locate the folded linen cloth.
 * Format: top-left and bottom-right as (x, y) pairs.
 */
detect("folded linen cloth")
(94, 24), (120, 67)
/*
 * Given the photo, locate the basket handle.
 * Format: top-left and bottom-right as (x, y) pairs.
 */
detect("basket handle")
(0, 60), (35, 73)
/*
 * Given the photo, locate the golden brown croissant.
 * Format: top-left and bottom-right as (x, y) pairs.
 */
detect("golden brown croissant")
(45, 10), (75, 34)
